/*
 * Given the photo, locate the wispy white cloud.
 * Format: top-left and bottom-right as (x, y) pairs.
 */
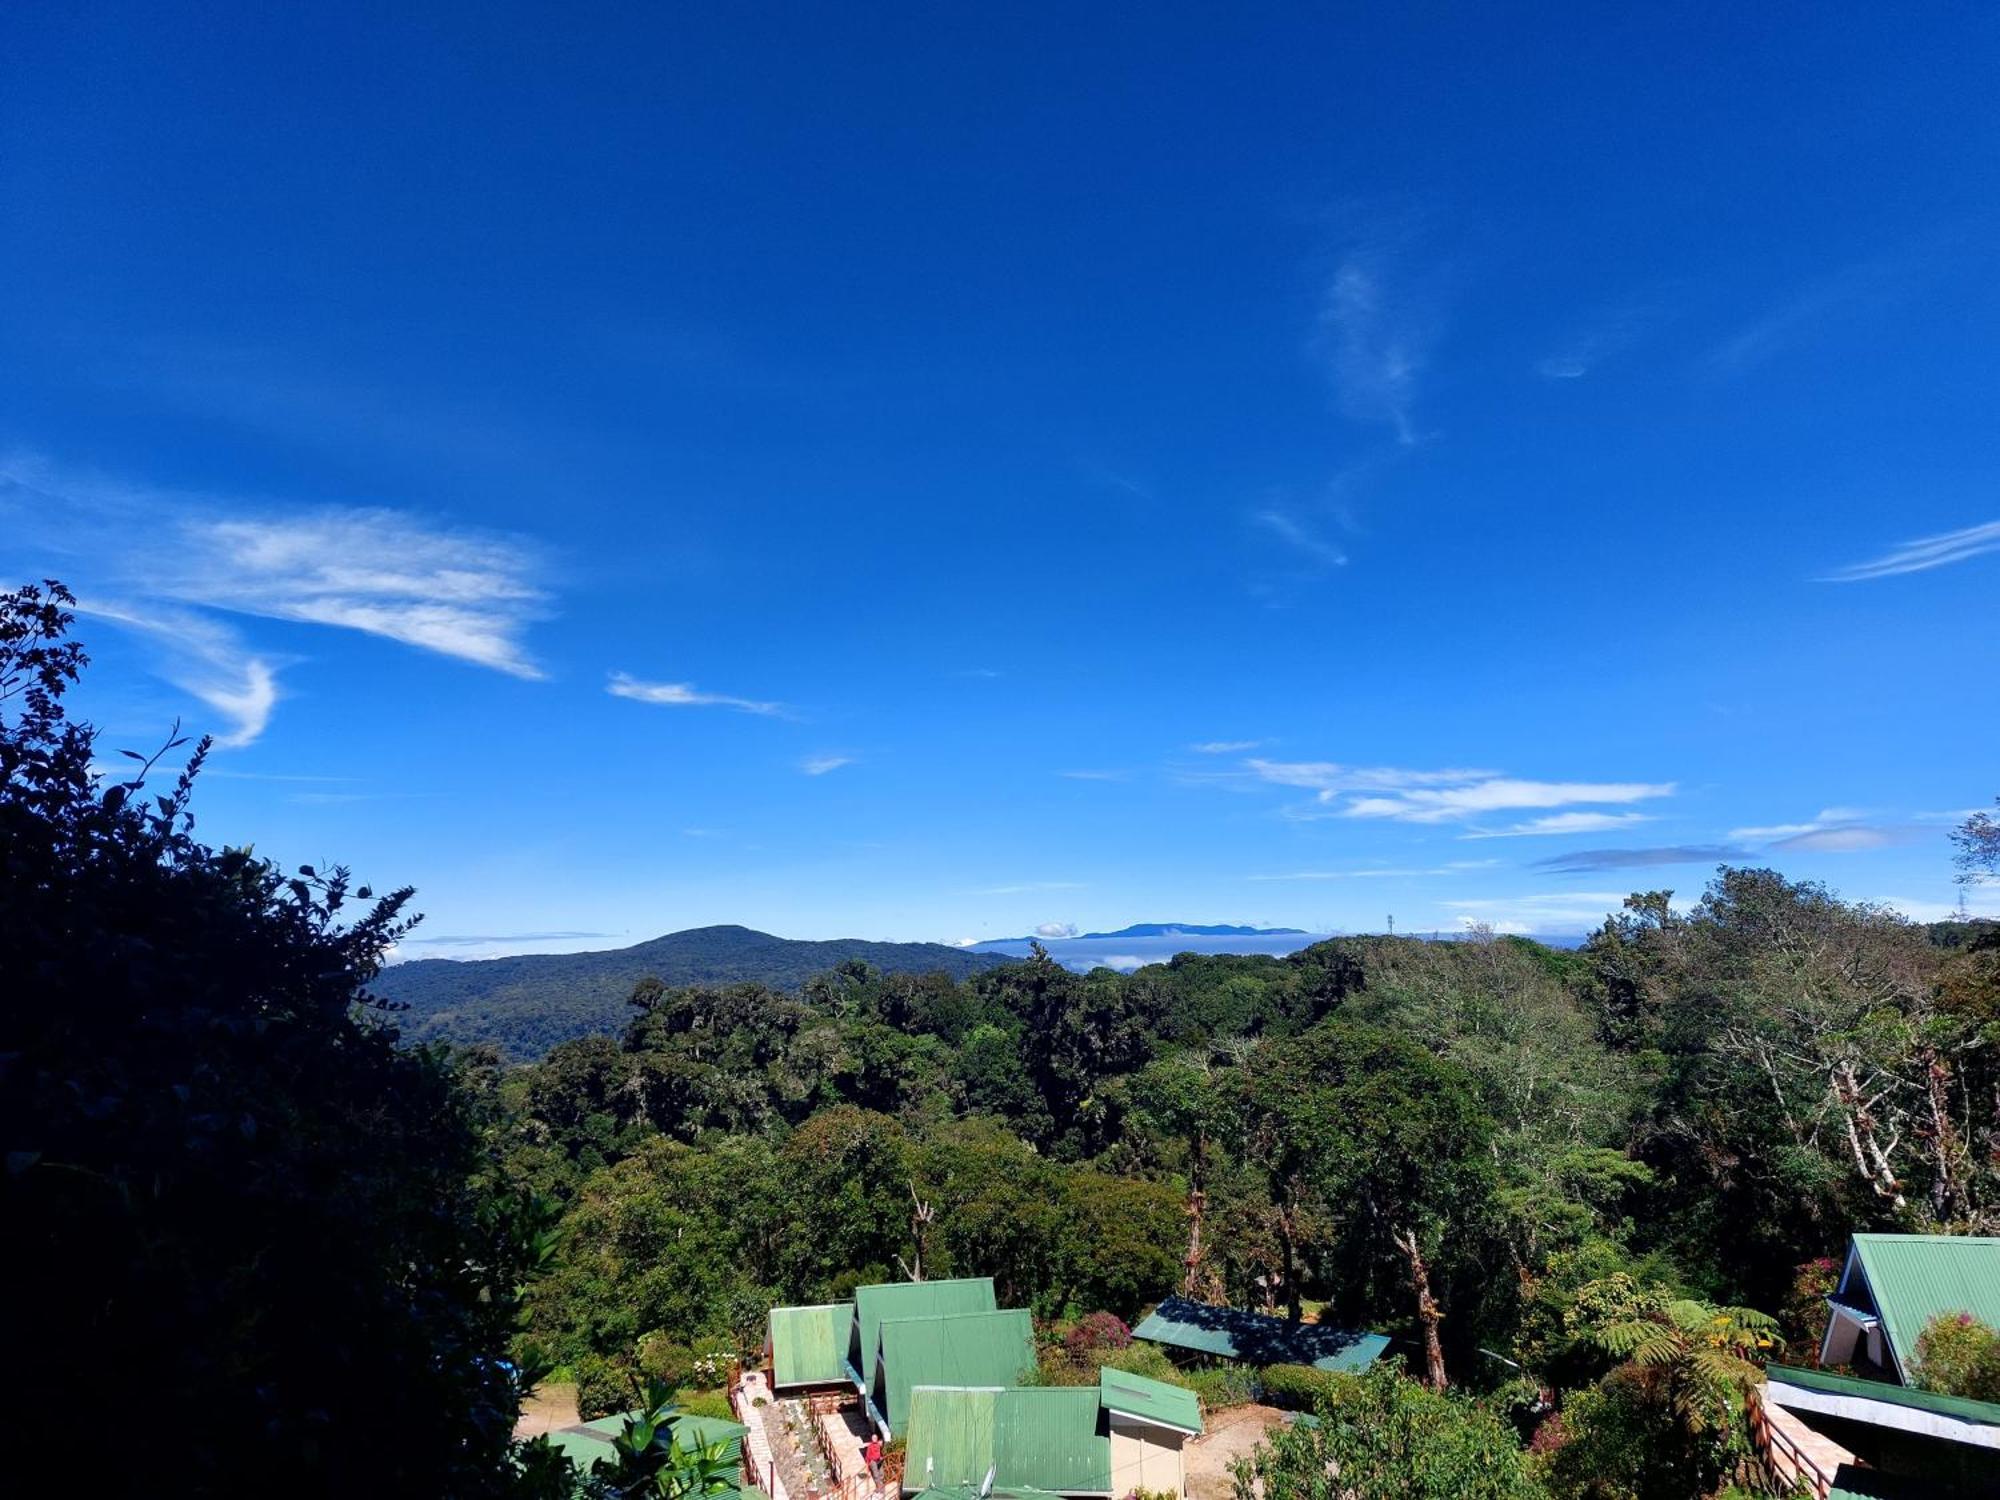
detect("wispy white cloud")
(1770, 826), (1903, 852)
(162, 510), (548, 677)
(1190, 739), (1267, 755)
(0, 453), (552, 746)
(80, 599), (279, 749)
(1709, 256), (1916, 374)
(1819, 520), (2000, 582)
(1316, 241), (1441, 444)
(1728, 808), (1914, 853)
(607, 672), (785, 716)
(1034, 921), (1079, 938)
(967, 880), (1087, 896)
(1728, 808), (1868, 841)
(1059, 769), (1128, 782)
(1535, 302), (1664, 380)
(1245, 759), (1502, 793)
(1340, 779), (1675, 824)
(1243, 760), (1672, 825)
(1462, 811), (1656, 839)
(1253, 508), (1347, 569)
(800, 754), (852, 776)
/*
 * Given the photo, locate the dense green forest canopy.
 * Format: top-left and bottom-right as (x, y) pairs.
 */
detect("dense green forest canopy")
(484, 853), (2000, 1492)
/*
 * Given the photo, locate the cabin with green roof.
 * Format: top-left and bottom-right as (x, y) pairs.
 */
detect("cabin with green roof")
(902, 1368), (1204, 1499)
(870, 1307), (1036, 1437)
(1819, 1233), (2000, 1383)
(1131, 1295), (1388, 1374)
(1760, 1363), (1999, 1497)
(847, 1277), (998, 1387)
(767, 1302), (853, 1389)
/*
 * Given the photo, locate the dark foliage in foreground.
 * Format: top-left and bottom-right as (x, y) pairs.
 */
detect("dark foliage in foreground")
(0, 583), (550, 1497)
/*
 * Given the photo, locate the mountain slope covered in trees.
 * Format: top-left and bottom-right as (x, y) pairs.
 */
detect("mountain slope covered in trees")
(374, 925), (1007, 1058)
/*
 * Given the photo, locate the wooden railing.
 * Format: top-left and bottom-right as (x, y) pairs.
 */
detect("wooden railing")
(1748, 1388), (1835, 1500)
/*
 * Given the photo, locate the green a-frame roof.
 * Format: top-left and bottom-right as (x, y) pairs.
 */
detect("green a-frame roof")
(768, 1302), (852, 1388)
(847, 1278), (997, 1384)
(904, 1386), (1111, 1497)
(872, 1307), (1035, 1437)
(1838, 1234), (2000, 1380)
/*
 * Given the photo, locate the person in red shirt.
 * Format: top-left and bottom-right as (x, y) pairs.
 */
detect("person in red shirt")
(863, 1433), (884, 1485)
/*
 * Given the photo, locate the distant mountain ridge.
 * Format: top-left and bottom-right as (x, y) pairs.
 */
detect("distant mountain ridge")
(973, 922), (1308, 947)
(372, 924), (1006, 1060)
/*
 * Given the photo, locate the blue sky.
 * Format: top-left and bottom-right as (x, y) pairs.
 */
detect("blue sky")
(4, 4), (1997, 957)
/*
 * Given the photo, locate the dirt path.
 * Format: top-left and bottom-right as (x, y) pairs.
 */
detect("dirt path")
(515, 1381), (581, 1439)
(1184, 1403), (1286, 1500)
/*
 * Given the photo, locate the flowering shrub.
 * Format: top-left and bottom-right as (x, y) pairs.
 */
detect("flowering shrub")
(1781, 1257), (1840, 1357)
(1065, 1312), (1133, 1357)
(1913, 1312), (2000, 1402)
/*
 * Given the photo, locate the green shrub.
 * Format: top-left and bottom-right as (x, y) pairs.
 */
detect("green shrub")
(1257, 1362), (1340, 1411)
(575, 1352), (635, 1421)
(1094, 1343), (1186, 1385)
(638, 1333), (696, 1390)
(1235, 1365), (1543, 1500)
(1184, 1364), (1259, 1410)
(1913, 1312), (2000, 1401)
(677, 1387), (737, 1422)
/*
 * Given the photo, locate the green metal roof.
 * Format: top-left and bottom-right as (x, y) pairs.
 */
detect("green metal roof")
(904, 1386), (1112, 1497)
(1849, 1235), (2000, 1376)
(1765, 1364), (2000, 1429)
(996, 1388), (1114, 1495)
(850, 1277), (997, 1382)
(873, 1308), (1036, 1436)
(1097, 1367), (1203, 1435)
(904, 1385), (999, 1492)
(770, 1302), (853, 1387)
(1131, 1296), (1388, 1372)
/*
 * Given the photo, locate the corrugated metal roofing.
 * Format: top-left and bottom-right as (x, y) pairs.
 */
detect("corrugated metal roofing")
(1131, 1296), (1388, 1372)
(874, 1308), (1036, 1436)
(1849, 1235), (2000, 1376)
(769, 1302), (852, 1387)
(1766, 1364), (2000, 1428)
(904, 1386), (999, 1491)
(904, 1387), (1111, 1497)
(850, 1278), (998, 1382)
(1097, 1367), (1203, 1435)
(996, 1388), (1113, 1495)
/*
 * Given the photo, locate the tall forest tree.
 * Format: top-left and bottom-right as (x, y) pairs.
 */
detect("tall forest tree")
(1245, 1022), (1500, 1387)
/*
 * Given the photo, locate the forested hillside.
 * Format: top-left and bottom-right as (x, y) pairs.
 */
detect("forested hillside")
(481, 870), (2000, 1494)
(373, 925), (1007, 1058)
